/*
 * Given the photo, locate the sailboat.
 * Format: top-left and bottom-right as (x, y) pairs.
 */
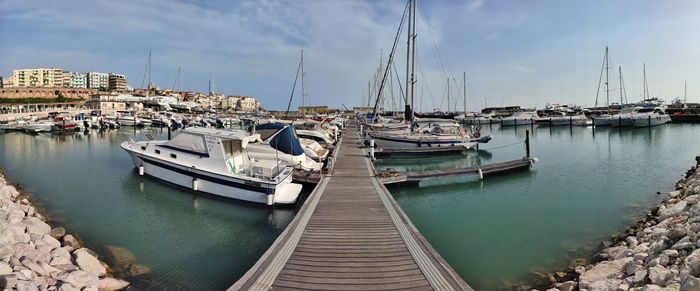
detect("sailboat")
(367, 0), (476, 150)
(592, 46), (613, 126)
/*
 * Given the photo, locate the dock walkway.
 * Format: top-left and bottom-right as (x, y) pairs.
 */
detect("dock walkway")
(231, 124), (471, 290)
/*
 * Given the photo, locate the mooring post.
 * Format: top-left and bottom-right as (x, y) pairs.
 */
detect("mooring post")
(369, 139), (375, 159)
(648, 115), (651, 127)
(569, 116), (573, 128)
(167, 125), (171, 140)
(525, 129), (530, 158)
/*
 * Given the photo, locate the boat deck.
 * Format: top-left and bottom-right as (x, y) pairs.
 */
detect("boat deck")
(231, 124), (471, 290)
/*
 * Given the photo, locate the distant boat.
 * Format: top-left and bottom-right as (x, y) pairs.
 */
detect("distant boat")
(550, 110), (592, 126)
(121, 127), (302, 205)
(501, 111), (537, 126)
(631, 107), (671, 127)
(246, 123), (323, 172)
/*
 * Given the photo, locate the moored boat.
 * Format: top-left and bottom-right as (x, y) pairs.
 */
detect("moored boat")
(120, 127), (302, 205)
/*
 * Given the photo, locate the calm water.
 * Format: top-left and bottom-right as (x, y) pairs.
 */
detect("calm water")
(376, 123), (700, 290)
(0, 128), (301, 290)
(1, 124), (698, 290)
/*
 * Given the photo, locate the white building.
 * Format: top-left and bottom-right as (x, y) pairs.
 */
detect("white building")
(87, 72), (109, 90)
(67, 72), (87, 88)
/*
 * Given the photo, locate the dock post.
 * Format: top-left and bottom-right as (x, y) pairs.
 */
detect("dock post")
(167, 125), (171, 140)
(369, 139), (375, 159)
(525, 130), (530, 158)
(360, 124), (364, 136)
(648, 115), (651, 127)
(478, 167), (483, 180)
(569, 117), (573, 128)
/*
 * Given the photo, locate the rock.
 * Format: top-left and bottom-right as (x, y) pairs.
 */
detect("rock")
(0, 261), (12, 275)
(49, 227), (66, 240)
(639, 284), (663, 291)
(658, 201), (688, 220)
(36, 234), (61, 254)
(626, 261), (643, 276)
(20, 257), (46, 276)
(633, 269), (649, 284)
(588, 279), (623, 291)
(23, 217), (51, 235)
(649, 265), (673, 286)
(670, 191), (681, 198)
(61, 235), (80, 252)
(557, 281), (576, 291)
(125, 264), (150, 277)
(605, 246), (628, 259)
(634, 253), (649, 261)
(681, 275), (700, 291)
(97, 278), (129, 290)
(673, 241), (696, 251)
(73, 248), (106, 277)
(627, 237), (639, 249)
(579, 258), (633, 289)
(686, 249), (700, 274)
(50, 247), (72, 266)
(662, 249), (680, 258)
(57, 283), (79, 291)
(56, 270), (98, 289)
(102, 245), (136, 267)
(575, 266), (586, 274)
(619, 283), (630, 291)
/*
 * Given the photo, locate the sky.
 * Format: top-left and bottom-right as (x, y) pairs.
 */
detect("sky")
(1, 0), (699, 111)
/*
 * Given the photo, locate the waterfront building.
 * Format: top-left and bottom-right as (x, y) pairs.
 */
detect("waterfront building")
(299, 105), (331, 114)
(11, 68), (65, 88)
(68, 72), (87, 88)
(108, 74), (128, 92)
(226, 95), (259, 112)
(87, 72), (109, 90)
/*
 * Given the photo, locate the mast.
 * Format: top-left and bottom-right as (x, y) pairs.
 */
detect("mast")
(301, 50), (305, 116)
(410, 0), (417, 118)
(685, 80), (687, 104)
(463, 72), (467, 114)
(618, 66), (623, 105)
(604, 46), (609, 107)
(404, 0), (413, 121)
(643, 63), (648, 100)
(172, 66), (181, 91)
(447, 78), (450, 112)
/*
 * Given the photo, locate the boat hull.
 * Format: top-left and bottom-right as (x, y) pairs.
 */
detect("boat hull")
(632, 115), (671, 127)
(124, 149), (301, 205)
(500, 118), (533, 126)
(369, 133), (473, 149)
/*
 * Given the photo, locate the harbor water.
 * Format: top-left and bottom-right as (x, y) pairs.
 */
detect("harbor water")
(0, 124), (699, 290)
(376, 123), (700, 290)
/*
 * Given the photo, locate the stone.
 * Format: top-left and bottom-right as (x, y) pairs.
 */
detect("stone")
(686, 249), (700, 274)
(0, 261), (12, 275)
(575, 266), (586, 274)
(557, 281), (576, 291)
(36, 234), (61, 254)
(57, 283), (79, 291)
(639, 284), (663, 291)
(627, 237), (640, 249)
(73, 248), (106, 277)
(619, 283), (630, 291)
(662, 249), (680, 258)
(97, 278), (129, 291)
(681, 276), (700, 291)
(658, 201), (688, 220)
(579, 258), (633, 289)
(606, 246), (628, 259)
(23, 217), (51, 235)
(626, 261), (643, 276)
(20, 257), (46, 276)
(649, 265), (673, 286)
(50, 247), (71, 265)
(125, 264), (150, 277)
(588, 279), (623, 291)
(55, 270), (98, 289)
(102, 245), (136, 267)
(61, 235), (80, 252)
(670, 191), (681, 198)
(673, 241), (696, 251)
(633, 269), (649, 284)
(49, 227), (66, 240)
(634, 253), (649, 261)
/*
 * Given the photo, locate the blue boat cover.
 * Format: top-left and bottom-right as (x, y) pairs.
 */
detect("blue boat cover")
(255, 123), (305, 156)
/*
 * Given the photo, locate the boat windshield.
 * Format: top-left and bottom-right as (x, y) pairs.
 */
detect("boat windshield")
(637, 108), (654, 113)
(167, 132), (207, 154)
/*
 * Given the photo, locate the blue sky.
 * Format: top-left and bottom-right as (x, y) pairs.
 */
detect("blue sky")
(1, 0), (698, 111)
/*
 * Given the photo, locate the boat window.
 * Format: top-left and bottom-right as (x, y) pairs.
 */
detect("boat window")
(638, 108), (654, 113)
(256, 128), (279, 141)
(222, 139), (243, 157)
(155, 149), (160, 154)
(171, 153), (177, 159)
(167, 132), (207, 153)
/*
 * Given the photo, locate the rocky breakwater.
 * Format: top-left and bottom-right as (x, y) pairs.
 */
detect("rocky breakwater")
(0, 174), (129, 290)
(548, 157), (700, 291)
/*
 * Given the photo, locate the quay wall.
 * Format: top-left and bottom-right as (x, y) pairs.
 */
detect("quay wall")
(0, 173), (130, 290)
(545, 156), (700, 291)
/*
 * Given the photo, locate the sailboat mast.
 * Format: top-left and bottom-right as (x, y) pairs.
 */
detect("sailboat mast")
(618, 66), (623, 105)
(404, 0), (413, 121)
(447, 78), (450, 112)
(643, 63), (648, 99)
(463, 72), (467, 114)
(147, 48), (152, 98)
(685, 80), (687, 104)
(301, 50), (305, 116)
(410, 0), (417, 117)
(605, 46), (609, 106)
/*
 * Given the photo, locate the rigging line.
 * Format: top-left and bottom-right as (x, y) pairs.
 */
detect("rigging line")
(417, 61), (438, 111)
(593, 47), (606, 108)
(284, 57), (303, 119)
(417, 1), (457, 82)
(372, 0), (410, 117)
(391, 58), (406, 109)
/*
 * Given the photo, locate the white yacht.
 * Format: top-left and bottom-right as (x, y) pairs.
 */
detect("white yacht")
(121, 128), (302, 205)
(550, 110), (592, 126)
(501, 111), (537, 126)
(299, 138), (329, 162)
(369, 124), (476, 150)
(592, 114), (612, 126)
(25, 121), (54, 133)
(631, 107), (671, 127)
(246, 123), (323, 172)
(610, 107), (640, 127)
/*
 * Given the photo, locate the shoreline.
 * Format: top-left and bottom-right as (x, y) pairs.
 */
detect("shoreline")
(543, 156), (700, 291)
(0, 172), (130, 290)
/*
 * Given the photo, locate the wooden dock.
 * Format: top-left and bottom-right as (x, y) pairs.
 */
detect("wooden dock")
(231, 125), (471, 290)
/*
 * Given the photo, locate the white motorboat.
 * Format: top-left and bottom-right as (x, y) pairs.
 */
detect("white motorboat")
(25, 121), (54, 133)
(246, 123), (323, 172)
(592, 114), (612, 126)
(296, 129), (335, 146)
(631, 107), (671, 127)
(299, 138), (329, 162)
(501, 111), (537, 126)
(121, 127), (302, 205)
(550, 111), (591, 126)
(369, 123), (476, 149)
(610, 107), (640, 127)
